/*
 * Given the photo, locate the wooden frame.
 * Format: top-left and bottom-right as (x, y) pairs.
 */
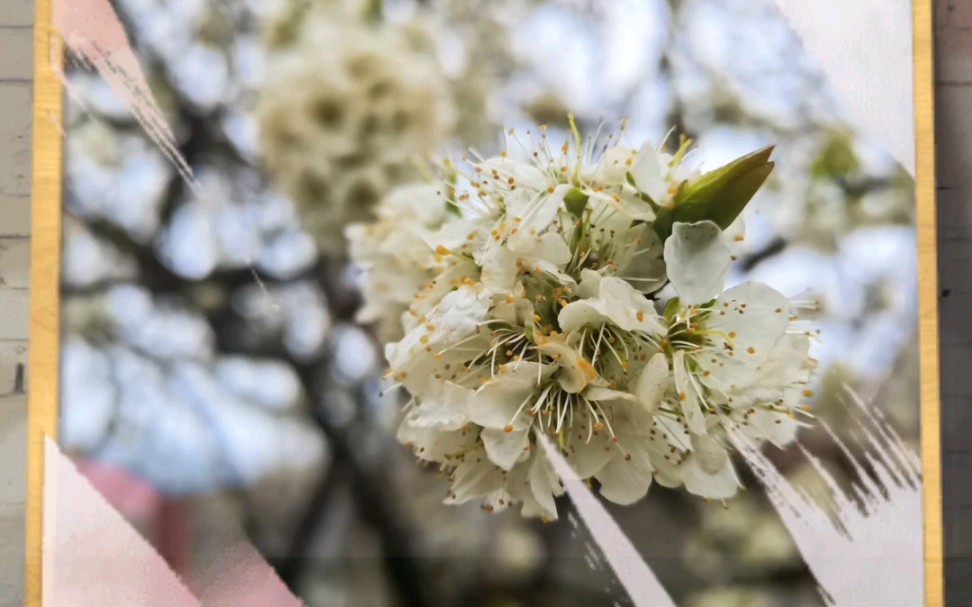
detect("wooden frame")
(25, 0), (62, 603)
(22, 0), (942, 605)
(914, 0), (943, 604)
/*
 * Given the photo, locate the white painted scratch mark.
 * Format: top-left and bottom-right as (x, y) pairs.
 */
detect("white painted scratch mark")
(735, 387), (923, 606)
(541, 436), (677, 607)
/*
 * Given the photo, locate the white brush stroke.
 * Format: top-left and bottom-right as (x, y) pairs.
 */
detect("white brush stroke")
(540, 436), (677, 607)
(734, 389), (923, 606)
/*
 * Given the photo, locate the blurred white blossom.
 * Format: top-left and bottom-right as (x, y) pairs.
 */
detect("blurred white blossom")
(257, 12), (456, 253)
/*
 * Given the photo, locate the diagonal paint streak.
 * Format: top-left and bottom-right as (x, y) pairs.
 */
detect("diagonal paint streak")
(540, 437), (677, 607)
(52, 0), (196, 190)
(52, 0), (278, 302)
(43, 436), (202, 607)
(734, 388), (923, 607)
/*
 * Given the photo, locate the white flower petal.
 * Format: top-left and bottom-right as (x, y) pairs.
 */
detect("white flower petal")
(566, 431), (615, 478)
(396, 423), (468, 462)
(692, 434), (730, 474)
(590, 145), (635, 184)
(558, 276), (663, 335)
(756, 333), (813, 387)
(470, 381), (536, 431)
(481, 427), (531, 470)
(528, 451), (562, 519)
(558, 299), (609, 334)
(724, 214), (747, 256)
(663, 221), (731, 305)
(507, 185), (569, 252)
(480, 238), (519, 292)
(426, 218), (483, 252)
(576, 269), (603, 299)
(741, 409), (804, 448)
(596, 455), (653, 505)
(483, 487), (515, 513)
(599, 277), (665, 333)
(588, 191), (654, 222)
(682, 446), (740, 500)
(537, 338), (595, 394)
(708, 282), (790, 366)
(584, 386), (639, 405)
(632, 353), (670, 415)
(655, 414), (691, 453)
(410, 381), (473, 430)
(697, 354), (759, 399)
(615, 225), (666, 294)
(446, 458), (506, 504)
(481, 157), (549, 192)
(630, 142), (669, 203)
(531, 231), (573, 265)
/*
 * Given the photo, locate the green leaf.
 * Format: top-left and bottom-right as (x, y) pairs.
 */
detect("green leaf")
(564, 188), (589, 217)
(652, 145), (775, 241)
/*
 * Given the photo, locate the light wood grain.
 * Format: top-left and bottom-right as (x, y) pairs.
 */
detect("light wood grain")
(24, 0), (59, 603)
(915, 0), (943, 605)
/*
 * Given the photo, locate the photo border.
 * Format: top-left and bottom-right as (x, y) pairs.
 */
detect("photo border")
(21, 0), (942, 605)
(25, 0), (62, 603)
(914, 0), (943, 605)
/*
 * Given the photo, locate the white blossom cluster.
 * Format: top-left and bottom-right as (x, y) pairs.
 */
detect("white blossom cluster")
(257, 12), (456, 254)
(348, 121), (816, 520)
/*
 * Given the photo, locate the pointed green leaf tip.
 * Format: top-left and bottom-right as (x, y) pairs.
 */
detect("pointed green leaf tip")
(652, 145), (775, 241)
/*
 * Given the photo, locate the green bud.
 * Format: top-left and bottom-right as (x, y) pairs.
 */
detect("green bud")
(564, 188), (589, 218)
(652, 145), (775, 241)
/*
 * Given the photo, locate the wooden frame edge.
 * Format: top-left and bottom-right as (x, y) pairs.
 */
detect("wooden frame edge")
(914, 0), (943, 605)
(25, 0), (62, 603)
(20, 1), (943, 606)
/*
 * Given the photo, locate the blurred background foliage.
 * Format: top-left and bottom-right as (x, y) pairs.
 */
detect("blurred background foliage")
(60, 0), (918, 605)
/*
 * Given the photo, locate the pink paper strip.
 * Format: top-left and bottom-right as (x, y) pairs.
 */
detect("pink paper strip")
(189, 541), (305, 607)
(42, 436), (201, 607)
